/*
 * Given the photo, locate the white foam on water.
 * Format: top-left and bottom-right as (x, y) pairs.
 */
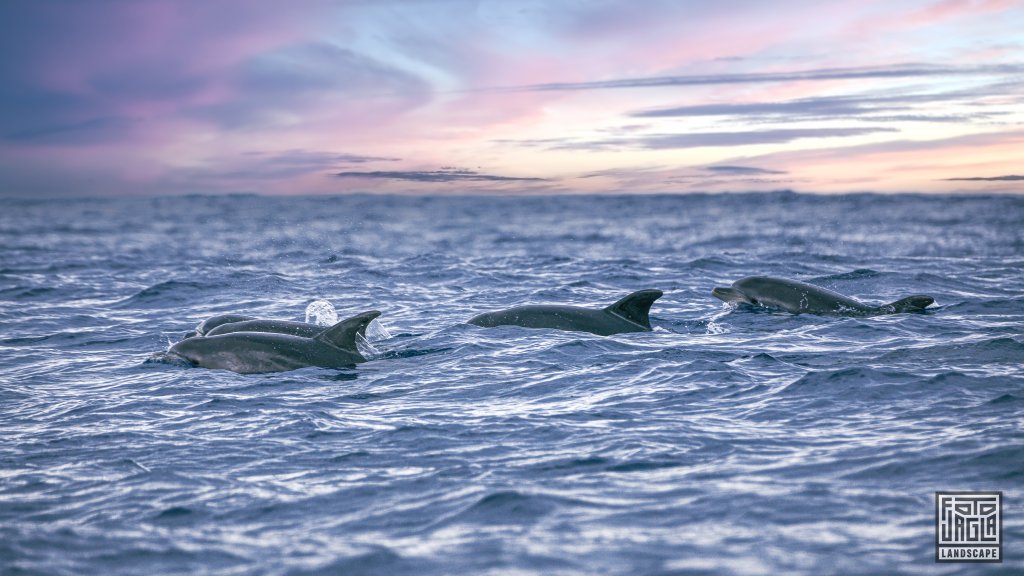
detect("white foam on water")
(706, 308), (731, 334)
(305, 300), (338, 326)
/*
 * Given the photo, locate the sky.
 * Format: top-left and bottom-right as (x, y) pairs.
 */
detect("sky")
(1, 0), (1022, 197)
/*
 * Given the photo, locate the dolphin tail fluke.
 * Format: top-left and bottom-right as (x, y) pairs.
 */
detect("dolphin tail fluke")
(879, 295), (934, 314)
(605, 289), (663, 330)
(315, 310), (382, 350)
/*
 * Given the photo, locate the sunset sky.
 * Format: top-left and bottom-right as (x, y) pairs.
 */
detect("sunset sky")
(1, 0), (1022, 197)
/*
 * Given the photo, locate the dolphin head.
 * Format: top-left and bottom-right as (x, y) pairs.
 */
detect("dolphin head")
(902, 295), (935, 309)
(880, 294), (935, 313)
(713, 276), (786, 307)
(712, 285), (751, 305)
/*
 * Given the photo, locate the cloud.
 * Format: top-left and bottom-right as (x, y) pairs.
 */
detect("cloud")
(0, 2), (318, 142)
(578, 165), (669, 179)
(195, 42), (432, 130)
(626, 82), (1022, 126)
(249, 149), (400, 167)
(905, 0), (1020, 26)
(738, 128), (1024, 161)
(512, 127), (898, 151)
(0, 4), (434, 142)
(4, 116), (137, 144)
(239, 43), (428, 101)
(943, 174), (1024, 181)
(187, 149), (401, 181)
(704, 165), (787, 175)
(332, 153), (401, 164)
(334, 167), (548, 183)
(573, 163), (800, 193)
(703, 129), (1024, 192)
(499, 63), (1023, 93)
(633, 98), (876, 118)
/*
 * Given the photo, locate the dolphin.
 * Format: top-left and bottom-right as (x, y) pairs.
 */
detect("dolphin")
(468, 289), (663, 335)
(185, 315), (329, 339)
(204, 319), (324, 338)
(168, 310), (380, 373)
(183, 313), (255, 338)
(712, 276), (934, 316)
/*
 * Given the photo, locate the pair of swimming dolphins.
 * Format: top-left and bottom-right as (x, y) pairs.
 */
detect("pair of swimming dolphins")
(166, 276), (934, 374)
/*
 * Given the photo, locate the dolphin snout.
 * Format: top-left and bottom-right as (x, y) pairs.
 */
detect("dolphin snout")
(712, 286), (745, 303)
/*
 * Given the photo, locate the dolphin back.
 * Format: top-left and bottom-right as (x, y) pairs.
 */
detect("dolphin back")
(205, 319), (323, 338)
(604, 289), (663, 330)
(187, 313), (256, 338)
(314, 310), (382, 351)
(876, 295), (935, 314)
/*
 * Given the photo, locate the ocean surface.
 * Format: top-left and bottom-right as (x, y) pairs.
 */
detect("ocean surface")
(1, 192), (1022, 575)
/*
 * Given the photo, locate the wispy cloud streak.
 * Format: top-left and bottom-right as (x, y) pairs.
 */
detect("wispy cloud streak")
(705, 165), (786, 175)
(514, 127), (898, 151)
(335, 168), (547, 183)
(500, 64), (1023, 93)
(628, 83), (1020, 122)
(944, 175), (1024, 181)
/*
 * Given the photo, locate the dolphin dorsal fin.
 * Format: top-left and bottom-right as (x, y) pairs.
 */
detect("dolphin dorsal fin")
(314, 310), (381, 350)
(604, 289), (663, 329)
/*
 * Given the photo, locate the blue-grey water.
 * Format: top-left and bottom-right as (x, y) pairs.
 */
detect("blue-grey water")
(1, 192), (1022, 575)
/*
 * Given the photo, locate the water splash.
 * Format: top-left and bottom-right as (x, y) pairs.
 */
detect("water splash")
(143, 351), (193, 367)
(365, 318), (393, 341)
(355, 319), (391, 360)
(355, 333), (383, 360)
(305, 299), (338, 326)
(705, 307), (731, 334)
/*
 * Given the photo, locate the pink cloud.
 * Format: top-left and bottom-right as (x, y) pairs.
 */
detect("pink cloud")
(722, 129), (1024, 192)
(906, 0), (1019, 25)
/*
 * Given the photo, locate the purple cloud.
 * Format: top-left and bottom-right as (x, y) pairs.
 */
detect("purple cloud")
(189, 150), (401, 181)
(505, 127), (898, 151)
(335, 168), (547, 183)
(704, 165), (787, 176)
(502, 64), (1023, 93)
(628, 83), (1017, 124)
(196, 42), (431, 130)
(943, 175), (1024, 181)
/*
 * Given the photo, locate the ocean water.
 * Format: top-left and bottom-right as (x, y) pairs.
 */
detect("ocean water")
(1, 192), (1022, 575)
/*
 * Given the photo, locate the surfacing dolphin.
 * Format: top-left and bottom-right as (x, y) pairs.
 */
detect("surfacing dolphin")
(204, 319), (324, 338)
(468, 289), (663, 335)
(184, 301), (340, 339)
(169, 310), (380, 373)
(712, 276), (933, 316)
(184, 313), (255, 338)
